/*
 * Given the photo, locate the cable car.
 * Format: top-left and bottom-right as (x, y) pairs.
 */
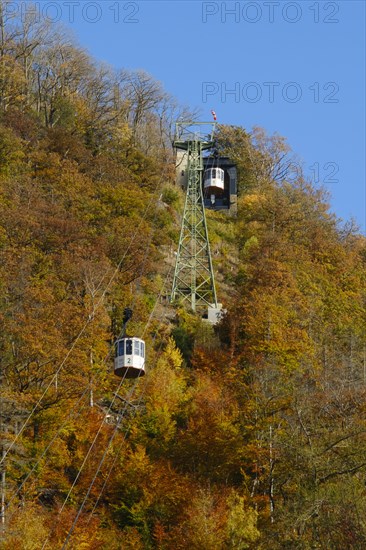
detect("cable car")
(114, 337), (145, 379)
(203, 167), (225, 191)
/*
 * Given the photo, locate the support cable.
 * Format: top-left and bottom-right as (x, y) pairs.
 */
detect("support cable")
(62, 262), (173, 546)
(4, 384), (91, 517)
(0, 163), (169, 469)
(42, 169), (171, 547)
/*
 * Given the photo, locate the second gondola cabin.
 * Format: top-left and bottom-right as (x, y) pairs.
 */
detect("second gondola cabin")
(114, 337), (145, 379)
(203, 167), (225, 191)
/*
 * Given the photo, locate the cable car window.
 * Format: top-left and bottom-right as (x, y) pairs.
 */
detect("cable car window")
(126, 339), (133, 355)
(134, 340), (140, 356)
(141, 342), (145, 357)
(118, 341), (124, 356)
(212, 169), (216, 178)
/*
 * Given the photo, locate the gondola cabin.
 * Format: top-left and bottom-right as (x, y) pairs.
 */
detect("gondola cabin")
(203, 167), (225, 191)
(203, 157), (238, 212)
(114, 337), (145, 379)
(176, 154), (237, 213)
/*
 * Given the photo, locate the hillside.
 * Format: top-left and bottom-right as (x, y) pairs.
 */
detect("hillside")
(1, 9), (366, 550)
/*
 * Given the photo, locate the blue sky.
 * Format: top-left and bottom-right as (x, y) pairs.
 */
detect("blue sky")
(32, 1), (365, 232)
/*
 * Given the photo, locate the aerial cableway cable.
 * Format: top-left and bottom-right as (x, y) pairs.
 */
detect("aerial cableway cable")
(4, 384), (91, 520)
(61, 267), (173, 548)
(1, 162), (170, 543)
(57, 214), (174, 547)
(41, 226), (157, 548)
(56, 189), (174, 548)
(76, 264), (174, 531)
(0, 163), (170, 470)
(40, 362), (136, 549)
(84, 262), (174, 526)
(40, 168), (172, 547)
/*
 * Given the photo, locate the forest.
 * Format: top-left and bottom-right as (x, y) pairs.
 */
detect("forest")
(0, 4), (366, 549)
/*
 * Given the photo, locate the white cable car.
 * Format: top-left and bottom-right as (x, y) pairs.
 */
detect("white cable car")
(114, 337), (145, 379)
(203, 167), (225, 191)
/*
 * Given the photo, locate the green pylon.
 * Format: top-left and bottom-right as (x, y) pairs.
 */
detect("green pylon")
(171, 123), (218, 312)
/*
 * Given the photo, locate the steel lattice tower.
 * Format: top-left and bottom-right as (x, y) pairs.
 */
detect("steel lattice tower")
(171, 122), (218, 312)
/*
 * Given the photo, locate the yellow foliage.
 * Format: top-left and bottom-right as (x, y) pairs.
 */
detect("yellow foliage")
(2, 504), (48, 550)
(226, 492), (260, 549)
